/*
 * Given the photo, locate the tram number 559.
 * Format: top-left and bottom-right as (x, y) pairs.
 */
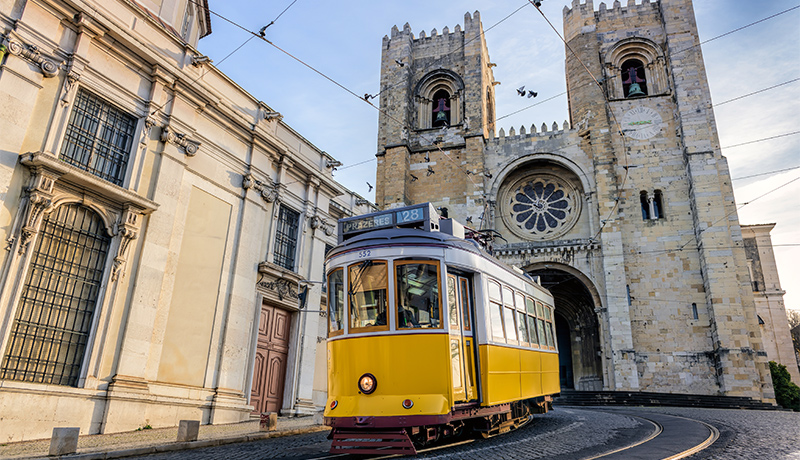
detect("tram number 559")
(358, 250), (371, 258)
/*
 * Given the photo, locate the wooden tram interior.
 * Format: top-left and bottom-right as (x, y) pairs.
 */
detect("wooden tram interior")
(324, 204), (560, 455)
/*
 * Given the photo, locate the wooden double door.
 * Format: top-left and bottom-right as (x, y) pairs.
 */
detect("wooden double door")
(250, 303), (292, 414)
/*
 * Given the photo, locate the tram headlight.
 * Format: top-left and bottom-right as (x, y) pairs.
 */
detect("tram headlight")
(402, 399), (414, 409)
(358, 373), (377, 394)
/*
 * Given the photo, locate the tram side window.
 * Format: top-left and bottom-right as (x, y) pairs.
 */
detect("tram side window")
(396, 261), (441, 329)
(525, 297), (540, 348)
(515, 292), (529, 346)
(502, 287), (518, 344)
(544, 304), (556, 349)
(349, 260), (389, 331)
(536, 302), (548, 349)
(328, 269), (344, 336)
(488, 281), (505, 342)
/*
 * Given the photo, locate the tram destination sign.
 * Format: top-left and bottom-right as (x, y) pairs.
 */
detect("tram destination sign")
(337, 203), (439, 243)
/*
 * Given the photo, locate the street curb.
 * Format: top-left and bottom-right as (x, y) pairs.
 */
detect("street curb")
(10, 426), (330, 460)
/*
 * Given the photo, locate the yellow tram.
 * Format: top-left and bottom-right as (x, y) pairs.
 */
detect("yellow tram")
(324, 203), (559, 455)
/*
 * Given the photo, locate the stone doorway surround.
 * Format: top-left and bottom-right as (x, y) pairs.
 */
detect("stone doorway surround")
(529, 266), (604, 391)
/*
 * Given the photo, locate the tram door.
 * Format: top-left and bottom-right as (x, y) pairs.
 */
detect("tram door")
(447, 274), (478, 402)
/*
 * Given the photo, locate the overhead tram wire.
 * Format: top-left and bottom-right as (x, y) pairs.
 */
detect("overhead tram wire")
(721, 131), (800, 150)
(732, 165), (800, 181)
(673, 174), (800, 253)
(526, 0), (631, 241)
(184, 2), (798, 205)
(372, 2), (533, 100)
(148, 0), (302, 119)
(493, 6), (800, 123)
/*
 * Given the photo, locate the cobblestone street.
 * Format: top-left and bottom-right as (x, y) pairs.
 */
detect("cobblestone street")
(120, 407), (800, 460)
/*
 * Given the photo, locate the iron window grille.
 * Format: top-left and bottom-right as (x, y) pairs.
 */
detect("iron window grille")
(60, 89), (137, 186)
(1, 204), (111, 386)
(273, 205), (300, 271)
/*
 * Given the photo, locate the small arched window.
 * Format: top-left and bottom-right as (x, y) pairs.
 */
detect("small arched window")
(653, 190), (664, 219)
(621, 59), (647, 98)
(431, 89), (451, 127)
(640, 191), (650, 220)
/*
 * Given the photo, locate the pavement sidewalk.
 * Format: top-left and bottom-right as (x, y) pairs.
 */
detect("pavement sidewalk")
(0, 415), (328, 460)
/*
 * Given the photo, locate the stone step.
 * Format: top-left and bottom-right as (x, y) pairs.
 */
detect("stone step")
(554, 390), (782, 411)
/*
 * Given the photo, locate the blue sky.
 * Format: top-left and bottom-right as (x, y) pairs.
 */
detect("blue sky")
(196, 0), (800, 312)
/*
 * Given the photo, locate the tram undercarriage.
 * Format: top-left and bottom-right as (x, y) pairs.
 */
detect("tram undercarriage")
(328, 396), (554, 455)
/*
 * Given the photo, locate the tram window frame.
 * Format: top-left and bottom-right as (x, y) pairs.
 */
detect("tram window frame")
(536, 301), (548, 350)
(525, 297), (540, 348)
(348, 260), (390, 334)
(515, 291), (530, 346)
(395, 260), (443, 330)
(459, 278), (472, 331)
(544, 304), (556, 350)
(327, 268), (345, 337)
(502, 287), (519, 345)
(487, 280), (506, 342)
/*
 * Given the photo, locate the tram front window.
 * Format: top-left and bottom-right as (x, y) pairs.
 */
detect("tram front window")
(328, 268), (344, 336)
(395, 261), (441, 329)
(348, 260), (389, 331)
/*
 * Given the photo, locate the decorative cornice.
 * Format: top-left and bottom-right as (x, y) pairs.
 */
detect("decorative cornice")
(494, 240), (600, 257)
(160, 125), (200, 156)
(16, 167), (60, 254)
(4, 36), (60, 78)
(60, 70), (80, 106)
(111, 205), (145, 281)
(309, 215), (334, 236)
(242, 173), (279, 203)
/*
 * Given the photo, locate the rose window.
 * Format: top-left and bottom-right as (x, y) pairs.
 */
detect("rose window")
(504, 174), (580, 240)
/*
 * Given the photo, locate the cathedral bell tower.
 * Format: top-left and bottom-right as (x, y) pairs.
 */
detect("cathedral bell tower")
(375, 12), (496, 222)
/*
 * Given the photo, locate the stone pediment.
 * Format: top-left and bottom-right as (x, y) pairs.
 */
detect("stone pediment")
(256, 261), (304, 308)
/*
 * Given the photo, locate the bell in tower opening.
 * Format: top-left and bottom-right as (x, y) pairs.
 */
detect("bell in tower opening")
(621, 59), (647, 97)
(432, 89), (451, 127)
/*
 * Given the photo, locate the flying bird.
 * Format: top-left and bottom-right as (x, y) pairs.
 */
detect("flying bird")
(427, 166), (435, 176)
(516, 86), (526, 96)
(395, 59), (405, 67)
(366, 182), (373, 192)
(466, 216), (473, 224)
(410, 173), (418, 182)
(527, 90), (538, 98)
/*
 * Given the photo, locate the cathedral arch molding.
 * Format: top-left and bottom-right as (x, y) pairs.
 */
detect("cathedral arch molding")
(524, 261), (608, 390)
(490, 154), (594, 241)
(414, 69), (465, 129)
(489, 153), (593, 200)
(604, 37), (669, 99)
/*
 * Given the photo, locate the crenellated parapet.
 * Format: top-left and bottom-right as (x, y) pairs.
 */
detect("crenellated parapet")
(489, 120), (572, 143)
(564, 0), (661, 41)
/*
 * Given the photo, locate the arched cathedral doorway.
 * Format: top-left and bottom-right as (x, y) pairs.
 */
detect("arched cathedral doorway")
(529, 267), (604, 391)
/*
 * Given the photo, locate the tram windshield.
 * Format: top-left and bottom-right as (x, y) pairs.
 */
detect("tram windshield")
(327, 269), (344, 336)
(395, 261), (441, 329)
(348, 261), (388, 331)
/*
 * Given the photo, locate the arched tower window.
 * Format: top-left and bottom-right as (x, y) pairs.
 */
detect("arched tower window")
(431, 89), (451, 127)
(653, 190), (664, 219)
(640, 191), (650, 220)
(621, 59), (647, 98)
(605, 38), (668, 100)
(1, 204), (111, 386)
(415, 70), (464, 129)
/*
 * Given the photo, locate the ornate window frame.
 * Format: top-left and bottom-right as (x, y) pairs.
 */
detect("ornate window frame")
(604, 37), (669, 100)
(0, 152), (158, 388)
(414, 70), (464, 129)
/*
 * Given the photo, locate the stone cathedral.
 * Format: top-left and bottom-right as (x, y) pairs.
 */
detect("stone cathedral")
(374, 0), (781, 400)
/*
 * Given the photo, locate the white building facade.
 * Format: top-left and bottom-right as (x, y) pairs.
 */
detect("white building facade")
(0, 0), (371, 441)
